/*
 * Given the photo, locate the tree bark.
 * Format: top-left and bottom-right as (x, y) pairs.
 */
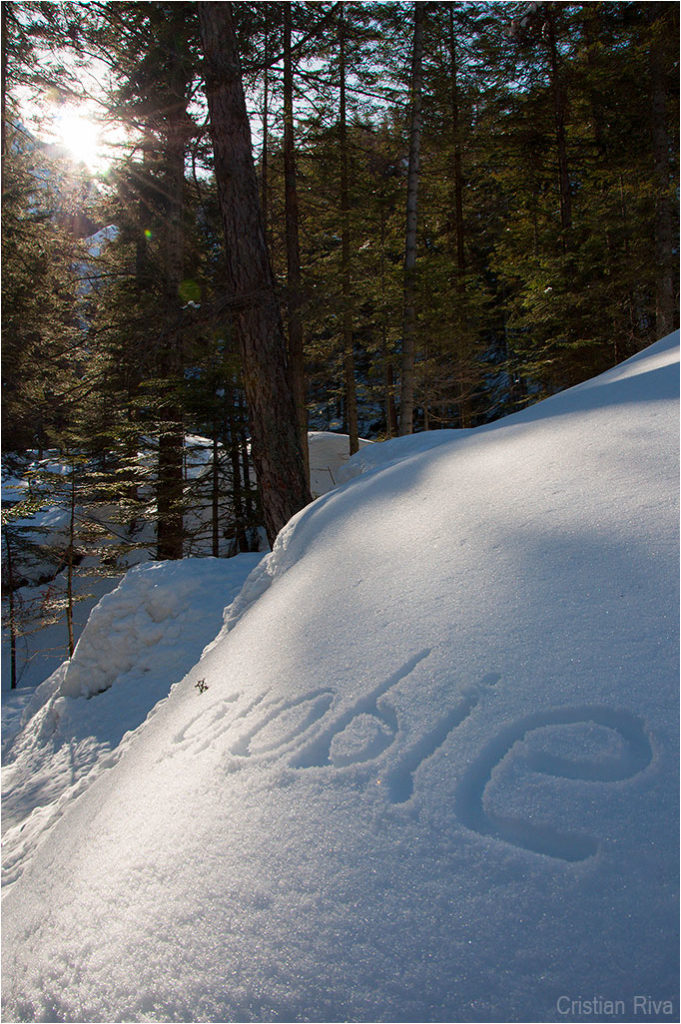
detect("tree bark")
(544, 9), (572, 241)
(1, 1), (8, 173)
(156, 55), (188, 561)
(198, 2), (311, 547)
(4, 529), (18, 689)
(448, 3), (470, 428)
(283, 5), (310, 481)
(448, 3), (465, 282)
(156, 419), (184, 560)
(211, 429), (220, 557)
(239, 398), (255, 532)
(399, 3), (424, 436)
(648, 3), (676, 338)
(261, 13), (270, 247)
(581, 4), (608, 160)
(339, 4), (359, 454)
(66, 464), (76, 658)
(379, 202), (397, 437)
(226, 387), (246, 553)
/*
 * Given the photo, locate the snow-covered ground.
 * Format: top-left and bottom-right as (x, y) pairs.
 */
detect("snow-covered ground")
(2, 431), (365, 691)
(1, 554), (263, 890)
(2, 334), (679, 1022)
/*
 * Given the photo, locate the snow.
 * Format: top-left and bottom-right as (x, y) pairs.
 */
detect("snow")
(83, 223), (118, 259)
(1, 555), (262, 888)
(336, 425), (469, 483)
(2, 334), (679, 1023)
(1, 426), (363, 695)
(307, 429), (373, 496)
(2, 572), (123, 693)
(1, 475), (29, 504)
(0, 434), (263, 690)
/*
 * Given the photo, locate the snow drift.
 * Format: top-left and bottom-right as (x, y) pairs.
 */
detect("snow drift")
(1, 555), (262, 890)
(2, 335), (679, 1023)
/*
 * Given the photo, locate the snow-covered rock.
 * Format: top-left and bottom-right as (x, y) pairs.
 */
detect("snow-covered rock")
(307, 430), (373, 497)
(2, 335), (678, 1023)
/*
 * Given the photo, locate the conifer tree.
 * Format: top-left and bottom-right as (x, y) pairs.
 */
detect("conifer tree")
(282, 3), (310, 479)
(399, 2), (425, 435)
(198, 1), (311, 547)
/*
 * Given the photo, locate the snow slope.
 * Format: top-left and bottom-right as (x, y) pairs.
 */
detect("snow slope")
(1, 555), (262, 887)
(2, 335), (679, 1023)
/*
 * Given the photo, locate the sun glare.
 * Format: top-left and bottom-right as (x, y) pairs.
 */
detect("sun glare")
(44, 96), (136, 176)
(52, 104), (108, 173)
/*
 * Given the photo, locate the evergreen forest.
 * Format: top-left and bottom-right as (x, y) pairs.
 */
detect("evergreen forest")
(2, 1), (679, 674)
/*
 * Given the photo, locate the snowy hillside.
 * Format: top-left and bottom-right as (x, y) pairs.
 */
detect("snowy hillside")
(2, 334), (679, 1023)
(1, 555), (262, 888)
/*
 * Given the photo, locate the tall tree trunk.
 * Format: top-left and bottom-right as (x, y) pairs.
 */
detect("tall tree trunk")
(135, 140), (149, 287)
(617, 172), (637, 350)
(648, 3), (676, 338)
(581, 4), (634, 358)
(211, 429), (220, 557)
(399, 2), (425, 436)
(448, 3), (469, 428)
(239, 403), (255, 533)
(544, 9), (572, 242)
(581, 4), (608, 160)
(1, 1), (8, 176)
(156, 419), (184, 559)
(66, 465), (76, 658)
(156, 35), (189, 561)
(4, 529), (18, 689)
(448, 4), (465, 282)
(226, 387), (246, 553)
(339, 4), (359, 455)
(283, 5), (309, 482)
(156, 132), (187, 559)
(261, 14), (270, 247)
(198, 2), (311, 547)
(379, 202), (397, 437)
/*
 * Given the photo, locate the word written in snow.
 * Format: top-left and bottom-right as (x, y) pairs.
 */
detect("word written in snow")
(180, 654), (652, 863)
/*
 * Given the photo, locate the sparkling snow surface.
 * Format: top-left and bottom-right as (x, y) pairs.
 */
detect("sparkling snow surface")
(2, 336), (679, 1023)
(1, 556), (262, 887)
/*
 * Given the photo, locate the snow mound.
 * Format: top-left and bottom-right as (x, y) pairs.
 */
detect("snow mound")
(1, 554), (262, 888)
(337, 425), (471, 482)
(59, 558), (240, 700)
(2, 335), (678, 1023)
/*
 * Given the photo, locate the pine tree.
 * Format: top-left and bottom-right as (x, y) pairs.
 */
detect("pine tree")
(399, 2), (425, 435)
(282, 4), (310, 481)
(646, 1), (678, 338)
(1, 120), (85, 452)
(198, 1), (311, 547)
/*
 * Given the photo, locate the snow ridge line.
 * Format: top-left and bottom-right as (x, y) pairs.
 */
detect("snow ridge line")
(203, 551), (280, 655)
(205, 488), (340, 652)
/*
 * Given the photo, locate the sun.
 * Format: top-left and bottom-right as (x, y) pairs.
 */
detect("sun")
(52, 104), (107, 172)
